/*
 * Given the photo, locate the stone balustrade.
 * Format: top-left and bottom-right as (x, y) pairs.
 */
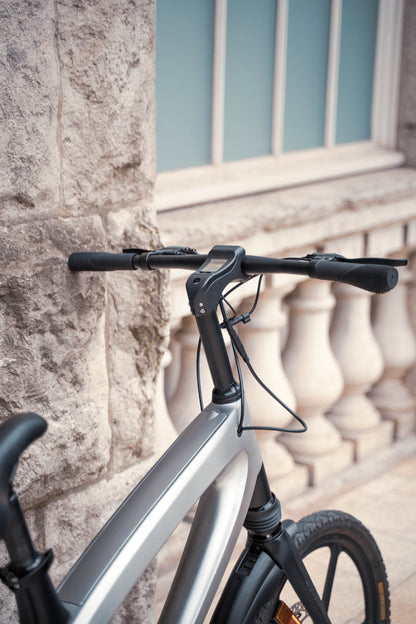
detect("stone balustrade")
(153, 169), (416, 614)
(155, 222), (416, 498)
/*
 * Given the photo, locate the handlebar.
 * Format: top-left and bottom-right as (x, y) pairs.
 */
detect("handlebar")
(68, 248), (406, 295)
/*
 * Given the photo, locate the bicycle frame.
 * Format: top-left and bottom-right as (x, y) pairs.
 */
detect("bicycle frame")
(0, 245), (399, 623)
(57, 246), (333, 624)
(58, 399), (262, 624)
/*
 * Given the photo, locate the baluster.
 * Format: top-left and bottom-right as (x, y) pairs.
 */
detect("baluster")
(280, 280), (353, 486)
(167, 316), (211, 433)
(369, 268), (416, 438)
(154, 349), (178, 457)
(164, 327), (181, 403)
(328, 284), (393, 460)
(406, 253), (416, 409)
(237, 278), (308, 499)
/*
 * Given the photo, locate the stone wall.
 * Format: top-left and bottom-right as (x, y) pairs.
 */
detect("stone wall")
(0, 1), (167, 621)
(398, 0), (416, 166)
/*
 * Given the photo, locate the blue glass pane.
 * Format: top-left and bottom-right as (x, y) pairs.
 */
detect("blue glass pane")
(156, 0), (214, 172)
(223, 0), (276, 162)
(283, 0), (331, 152)
(336, 0), (378, 144)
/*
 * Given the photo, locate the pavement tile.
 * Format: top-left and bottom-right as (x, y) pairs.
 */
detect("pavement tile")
(155, 440), (416, 622)
(352, 493), (416, 539)
(390, 573), (416, 624)
(396, 476), (416, 497)
(390, 455), (416, 478)
(367, 530), (416, 588)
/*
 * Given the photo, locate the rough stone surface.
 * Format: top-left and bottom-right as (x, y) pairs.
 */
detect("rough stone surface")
(106, 207), (170, 469)
(0, 217), (111, 500)
(0, 1), (165, 621)
(159, 168), (416, 252)
(44, 459), (154, 580)
(57, 0), (156, 215)
(0, 509), (41, 622)
(398, 0), (416, 166)
(0, 0), (61, 220)
(42, 459), (158, 622)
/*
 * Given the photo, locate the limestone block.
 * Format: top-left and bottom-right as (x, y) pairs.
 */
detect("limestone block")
(366, 224), (405, 257)
(0, 217), (112, 501)
(329, 284), (384, 437)
(154, 349), (177, 458)
(167, 316), (210, 433)
(111, 563), (156, 624)
(158, 169), (416, 253)
(0, 508), (40, 621)
(43, 459), (157, 623)
(106, 207), (170, 470)
(323, 233), (364, 257)
(0, 0), (60, 219)
(408, 219), (416, 247)
(44, 459), (154, 580)
(397, 0), (416, 166)
(56, 0), (156, 215)
(370, 275), (416, 437)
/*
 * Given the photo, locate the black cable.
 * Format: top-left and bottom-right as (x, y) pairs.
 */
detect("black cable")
(223, 274), (259, 300)
(219, 281), (308, 436)
(247, 274), (263, 316)
(239, 358), (307, 434)
(230, 340), (245, 435)
(196, 337), (204, 411)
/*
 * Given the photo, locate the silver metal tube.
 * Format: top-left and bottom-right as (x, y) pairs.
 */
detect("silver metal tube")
(58, 400), (262, 623)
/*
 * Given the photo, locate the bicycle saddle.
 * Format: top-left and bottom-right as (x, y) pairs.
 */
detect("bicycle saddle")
(0, 413), (47, 539)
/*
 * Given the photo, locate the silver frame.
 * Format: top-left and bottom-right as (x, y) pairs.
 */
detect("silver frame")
(58, 400), (262, 624)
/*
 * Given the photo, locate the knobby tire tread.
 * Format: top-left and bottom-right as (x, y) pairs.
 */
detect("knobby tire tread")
(253, 509), (391, 624)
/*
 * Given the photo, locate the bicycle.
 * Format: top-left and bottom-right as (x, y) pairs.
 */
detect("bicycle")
(0, 244), (405, 623)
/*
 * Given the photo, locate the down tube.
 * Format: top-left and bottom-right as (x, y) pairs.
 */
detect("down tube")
(58, 401), (262, 623)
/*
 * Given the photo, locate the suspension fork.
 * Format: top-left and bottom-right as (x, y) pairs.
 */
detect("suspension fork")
(245, 467), (332, 624)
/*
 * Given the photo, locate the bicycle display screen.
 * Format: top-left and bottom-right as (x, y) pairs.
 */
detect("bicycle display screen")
(200, 258), (228, 273)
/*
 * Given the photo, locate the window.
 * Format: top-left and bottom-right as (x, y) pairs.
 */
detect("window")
(155, 0), (405, 210)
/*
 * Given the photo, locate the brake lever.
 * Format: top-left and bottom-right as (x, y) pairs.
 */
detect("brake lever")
(123, 246), (197, 256)
(298, 253), (407, 267)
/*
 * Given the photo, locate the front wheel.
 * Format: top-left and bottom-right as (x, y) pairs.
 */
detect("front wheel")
(254, 510), (390, 624)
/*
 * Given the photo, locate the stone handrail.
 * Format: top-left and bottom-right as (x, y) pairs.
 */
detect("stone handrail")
(156, 168), (416, 498)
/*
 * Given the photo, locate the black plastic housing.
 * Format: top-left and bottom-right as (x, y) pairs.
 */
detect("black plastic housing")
(307, 259), (398, 294)
(0, 414), (47, 539)
(68, 252), (138, 271)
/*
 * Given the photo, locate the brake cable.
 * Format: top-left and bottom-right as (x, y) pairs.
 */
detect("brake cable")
(195, 276), (307, 436)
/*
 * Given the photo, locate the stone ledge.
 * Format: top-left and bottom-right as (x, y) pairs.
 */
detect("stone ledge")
(282, 435), (416, 518)
(158, 167), (416, 253)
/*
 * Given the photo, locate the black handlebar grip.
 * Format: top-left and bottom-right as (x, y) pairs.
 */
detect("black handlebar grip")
(68, 252), (138, 271)
(308, 260), (398, 294)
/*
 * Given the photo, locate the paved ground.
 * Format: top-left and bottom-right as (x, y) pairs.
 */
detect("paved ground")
(282, 436), (416, 623)
(155, 435), (416, 622)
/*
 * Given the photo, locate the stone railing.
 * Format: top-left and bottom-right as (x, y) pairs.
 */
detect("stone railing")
(152, 167), (416, 615)
(156, 251), (415, 500)
(155, 168), (416, 500)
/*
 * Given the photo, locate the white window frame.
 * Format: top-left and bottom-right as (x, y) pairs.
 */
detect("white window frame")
(155, 0), (405, 212)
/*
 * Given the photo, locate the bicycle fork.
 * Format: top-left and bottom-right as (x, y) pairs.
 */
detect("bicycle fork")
(253, 522), (331, 624)
(248, 482), (331, 624)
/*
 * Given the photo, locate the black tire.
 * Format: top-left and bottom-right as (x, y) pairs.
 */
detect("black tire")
(253, 510), (390, 624)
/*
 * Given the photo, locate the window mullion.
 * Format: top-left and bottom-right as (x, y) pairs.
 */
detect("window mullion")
(372, 0), (405, 148)
(271, 0), (288, 156)
(211, 0), (227, 166)
(325, 0), (342, 148)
